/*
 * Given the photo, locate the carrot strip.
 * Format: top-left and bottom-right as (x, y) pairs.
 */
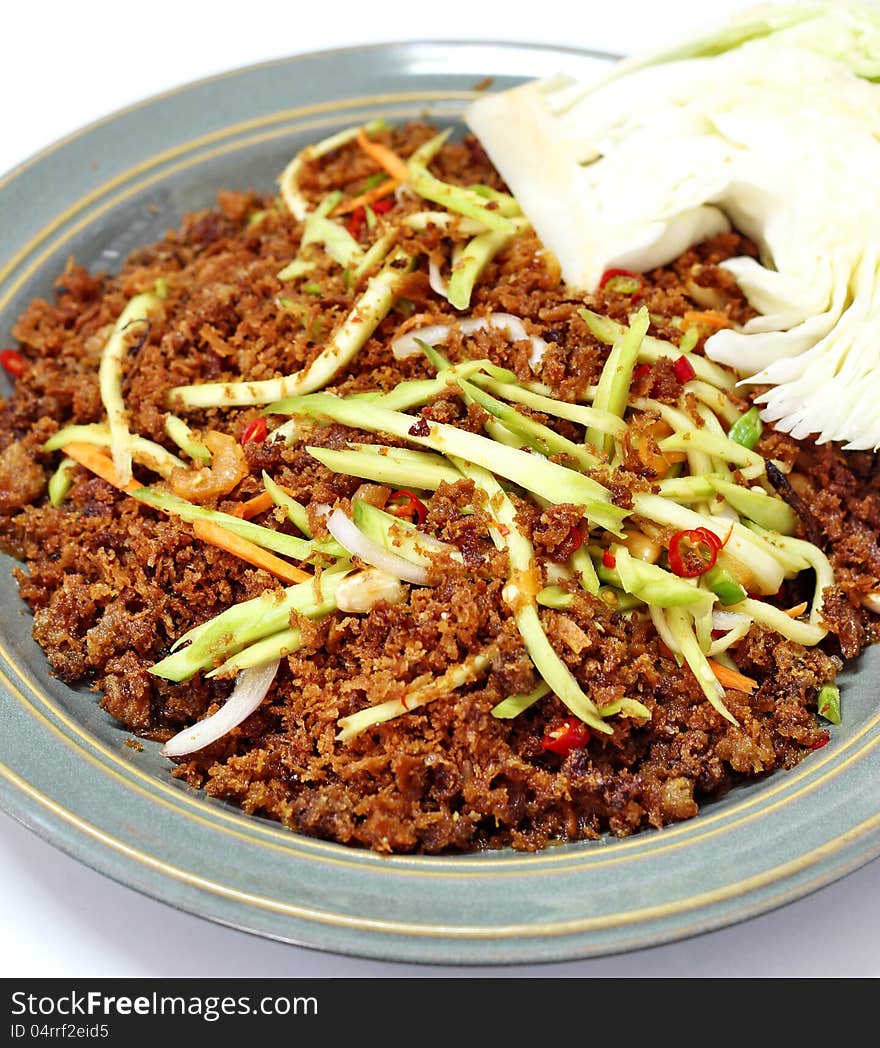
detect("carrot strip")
(356, 128), (409, 182)
(62, 443), (142, 494)
(230, 490), (275, 520)
(232, 481), (303, 520)
(192, 520), (310, 583)
(63, 442), (310, 583)
(708, 658), (757, 694)
(332, 178), (400, 217)
(784, 601), (809, 618)
(681, 309), (732, 333)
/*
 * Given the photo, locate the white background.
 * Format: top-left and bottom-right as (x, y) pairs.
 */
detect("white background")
(2, 0), (879, 978)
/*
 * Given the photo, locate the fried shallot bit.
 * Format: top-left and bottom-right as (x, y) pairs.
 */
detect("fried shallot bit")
(168, 431), (248, 502)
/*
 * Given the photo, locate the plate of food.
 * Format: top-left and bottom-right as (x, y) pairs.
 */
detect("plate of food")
(2, 3), (880, 965)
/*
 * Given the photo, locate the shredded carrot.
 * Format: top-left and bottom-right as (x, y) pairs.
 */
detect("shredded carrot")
(63, 443), (309, 583)
(232, 481), (302, 520)
(708, 658), (757, 694)
(356, 128), (409, 182)
(681, 309), (733, 333)
(192, 520), (310, 583)
(62, 443), (142, 494)
(230, 490), (275, 519)
(332, 178), (400, 217)
(784, 601), (809, 618)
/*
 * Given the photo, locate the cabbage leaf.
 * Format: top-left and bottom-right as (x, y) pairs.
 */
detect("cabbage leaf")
(465, 1), (880, 449)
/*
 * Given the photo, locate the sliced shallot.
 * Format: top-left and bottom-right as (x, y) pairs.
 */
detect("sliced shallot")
(326, 508), (429, 585)
(391, 322), (456, 360)
(162, 658), (280, 758)
(391, 312), (549, 370)
(428, 258), (450, 299)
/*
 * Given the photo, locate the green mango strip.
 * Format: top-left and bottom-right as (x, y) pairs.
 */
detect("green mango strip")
(168, 249), (414, 408)
(704, 475), (798, 534)
(737, 520), (812, 575)
(369, 360), (487, 412)
(706, 614), (752, 657)
(276, 257), (317, 282)
(48, 457), (76, 507)
(658, 429), (766, 479)
(447, 228), (515, 310)
(164, 414), (211, 464)
(597, 697), (652, 720)
(656, 475), (719, 502)
(413, 337), (452, 373)
(457, 378), (598, 470)
(483, 417), (539, 450)
(272, 393), (628, 534)
(728, 597), (827, 646)
(471, 374), (627, 441)
(151, 569), (348, 681)
(44, 422), (185, 479)
(586, 306), (650, 458)
(664, 606), (737, 725)
(207, 628), (305, 678)
(131, 487), (335, 563)
(261, 471), (313, 537)
(279, 119), (389, 221)
(613, 545), (716, 610)
(570, 545), (601, 595)
(817, 683), (841, 725)
(741, 531), (832, 629)
(353, 231), (397, 278)
(98, 289), (164, 484)
(536, 586), (574, 609)
(579, 308), (736, 390)
(352, 499), (462, 569)
(407, 130), (518, 234)
(598, 587), (645, 612)
(336, 646), (498, 741)
(454, 458), (610, 734)
(403, 211), (496, 235)
(297, 192), (365, 269)
(687, 380), (743, 427)
(307, 445), (462, 491)
(491, 681), (551, 719)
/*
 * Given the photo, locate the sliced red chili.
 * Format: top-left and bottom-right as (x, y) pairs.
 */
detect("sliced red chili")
(0, 349), (26, 377)
(692, 526), (723, 553)
(809, 732), (830, 750)
(599, 267), (642, 291)
(389, 489), (427, 526)
(632, 363), (652, 381)
(240, 417), (268, 444)
(602, 549), (616, 569)
(672, 355), (696, 383)
(568, 524), (584, 553)
(346, 206), (366, 239)
(668, 528), (720, 578)
(371, 198), (394, 214)
(541, 718), (591, 756)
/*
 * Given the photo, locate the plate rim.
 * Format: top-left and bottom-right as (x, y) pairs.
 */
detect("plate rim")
(0, 36), (620, 190)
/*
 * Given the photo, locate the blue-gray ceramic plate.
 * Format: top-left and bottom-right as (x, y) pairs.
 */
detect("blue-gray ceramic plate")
(1, 41), (879, 966)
